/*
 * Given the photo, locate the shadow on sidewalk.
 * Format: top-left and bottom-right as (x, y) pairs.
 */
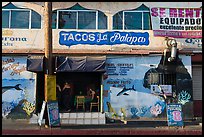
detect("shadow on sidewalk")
(60, 119), (202, 129)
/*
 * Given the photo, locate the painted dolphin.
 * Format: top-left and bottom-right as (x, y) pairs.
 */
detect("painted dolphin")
(117, 85), (136, 96)
(2, 84), (23, 94)
(110, 87), (166, 118)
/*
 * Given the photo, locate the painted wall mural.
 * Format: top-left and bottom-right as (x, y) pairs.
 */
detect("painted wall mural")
(103, 54), (192, 120)
(107, 86), (166, 119)
(2, 56), (36, 119)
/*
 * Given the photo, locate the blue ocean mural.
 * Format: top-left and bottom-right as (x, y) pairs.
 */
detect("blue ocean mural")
(2, 56), (36, 119)
(108, 87), (166, 119)
(103, 55), (192, 120)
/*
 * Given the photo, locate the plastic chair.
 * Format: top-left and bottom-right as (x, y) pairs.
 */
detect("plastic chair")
(76, 96), (85, 111)
(90, 96), (99, 112)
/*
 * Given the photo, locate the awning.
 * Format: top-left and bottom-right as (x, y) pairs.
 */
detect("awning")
(55, 56), (106, 72)
(27, 55), (44, 72)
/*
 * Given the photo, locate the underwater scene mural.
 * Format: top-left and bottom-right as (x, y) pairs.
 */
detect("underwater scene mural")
(2, 56), (36, 119)
(103, 54), (192, 120)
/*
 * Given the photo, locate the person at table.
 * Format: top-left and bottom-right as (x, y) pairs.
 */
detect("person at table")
(85, 87), (97, 111)
(61, 81), (72, 112)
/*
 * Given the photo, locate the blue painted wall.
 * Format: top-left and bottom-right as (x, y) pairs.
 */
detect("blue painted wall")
(103, 55), (192, 119)
(2, 56), (36, 119)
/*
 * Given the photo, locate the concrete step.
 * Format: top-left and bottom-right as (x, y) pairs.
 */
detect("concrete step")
(60, 112), (106, 125)
(29, 112), (106, 125)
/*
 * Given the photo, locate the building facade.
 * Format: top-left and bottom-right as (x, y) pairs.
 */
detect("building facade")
(2, 2), (202, 124)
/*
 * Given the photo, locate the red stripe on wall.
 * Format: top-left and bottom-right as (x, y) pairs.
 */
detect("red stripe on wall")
(192, 54), (202, 62)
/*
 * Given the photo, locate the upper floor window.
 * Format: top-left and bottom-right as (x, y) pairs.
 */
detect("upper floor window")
(2, 3), (41, 29)
(113, 4), (151, 30)
(52, 3), (107, 29)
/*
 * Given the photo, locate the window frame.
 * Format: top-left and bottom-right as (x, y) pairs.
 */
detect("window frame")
(55, 9), (99, 30)
(2, 8), (41, 29)
(2, 9), (42, 29)
(113, 9), (150, 30)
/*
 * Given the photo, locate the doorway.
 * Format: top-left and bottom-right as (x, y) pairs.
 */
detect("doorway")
(56, 72), (102, 112)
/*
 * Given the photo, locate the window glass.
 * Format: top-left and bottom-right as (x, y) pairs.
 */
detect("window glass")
(98, 11), (107, 29)
(52, 11), (57, 29)
(113, 4), (151, 30)
(52, 3), (107, 30)
(78, 11), (96, 29)
(143, 12), (151, 30)
(113, 11), (123, 30)
(2, 3), (41, 29)
(31, 10), (41, 29)
(2, 11), (9, 28)
(125, 12), (142, 30)
(59, 11), (76, 29)
(11, 11), (29, 29)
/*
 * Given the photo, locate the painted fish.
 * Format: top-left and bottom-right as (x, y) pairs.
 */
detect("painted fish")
(2, 84), (23, 94)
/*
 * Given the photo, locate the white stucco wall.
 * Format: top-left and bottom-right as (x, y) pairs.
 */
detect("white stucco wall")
(2, 2), (202, 52)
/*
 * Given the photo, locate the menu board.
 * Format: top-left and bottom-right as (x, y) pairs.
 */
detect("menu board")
(166, 103), (184, 127)
(47, 100), (61, 127)
(106, 63), (134, 76)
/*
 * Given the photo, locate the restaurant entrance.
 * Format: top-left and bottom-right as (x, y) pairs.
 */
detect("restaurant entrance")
(56, 72), (102, 112)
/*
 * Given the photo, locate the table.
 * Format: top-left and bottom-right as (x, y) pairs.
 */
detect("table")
(74, 95), (92, 107)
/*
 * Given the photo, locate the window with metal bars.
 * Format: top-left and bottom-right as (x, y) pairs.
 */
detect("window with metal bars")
(148, 73), (176, 86)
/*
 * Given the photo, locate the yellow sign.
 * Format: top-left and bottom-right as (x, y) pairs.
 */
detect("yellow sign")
(45, 74), (56, 101)
(2, 30), (13, 36)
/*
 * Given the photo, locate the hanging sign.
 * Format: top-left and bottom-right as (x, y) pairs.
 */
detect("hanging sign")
(166, 103), (184, 127)
(150, 7), (202, 38)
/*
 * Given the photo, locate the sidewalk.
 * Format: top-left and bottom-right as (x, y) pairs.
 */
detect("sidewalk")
(2, 118), (202, 135)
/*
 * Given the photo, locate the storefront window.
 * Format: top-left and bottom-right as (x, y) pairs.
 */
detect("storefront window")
(113, 4), (151, 30)
(2, 3), (41, 29)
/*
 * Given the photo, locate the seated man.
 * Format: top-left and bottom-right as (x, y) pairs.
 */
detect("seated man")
(85, 88), (97, 111)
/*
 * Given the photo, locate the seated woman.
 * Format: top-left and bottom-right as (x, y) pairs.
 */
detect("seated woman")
(85, 87), (97, 111)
